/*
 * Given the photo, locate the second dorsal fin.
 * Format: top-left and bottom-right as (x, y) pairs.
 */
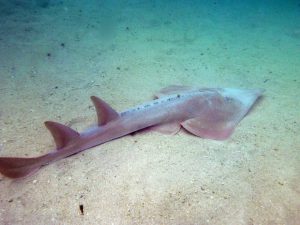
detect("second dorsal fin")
(44, 121), (80, 149)
(90, 96), (119, 126)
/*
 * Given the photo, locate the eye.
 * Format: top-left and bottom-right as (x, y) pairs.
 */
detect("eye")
(225, 97), (233, 102)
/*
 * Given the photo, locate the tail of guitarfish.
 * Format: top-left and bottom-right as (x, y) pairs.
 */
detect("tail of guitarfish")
(0, 119), (78, 179)
(0, 96), (120, 179)
(0, 156), (47, 178)
(0, 119), (83, 179)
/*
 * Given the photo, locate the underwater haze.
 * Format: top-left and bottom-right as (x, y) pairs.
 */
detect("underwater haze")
(0, 0), (299, 224)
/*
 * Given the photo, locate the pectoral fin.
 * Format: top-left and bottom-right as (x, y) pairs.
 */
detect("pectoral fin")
(181, 88), (264, 140)
(181, 117), (235, 140)
(150, 122), (181, 135)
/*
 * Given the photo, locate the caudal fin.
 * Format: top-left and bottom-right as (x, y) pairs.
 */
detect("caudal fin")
(0, 96), (119, 179)
(0, 156), (44, 178)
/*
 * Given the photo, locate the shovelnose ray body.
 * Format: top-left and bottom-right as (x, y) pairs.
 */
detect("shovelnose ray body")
(0, 85), (264, 178)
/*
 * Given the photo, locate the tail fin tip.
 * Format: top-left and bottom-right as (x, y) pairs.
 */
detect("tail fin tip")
(0, 157), (42, 179)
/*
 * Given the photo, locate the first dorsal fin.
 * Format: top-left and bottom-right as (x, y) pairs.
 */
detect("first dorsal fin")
(90, 96), (119, 126)
(44, 121), (80, 149)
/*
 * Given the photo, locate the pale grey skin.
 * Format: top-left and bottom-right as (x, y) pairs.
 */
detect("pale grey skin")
(0, 87), (264, 178)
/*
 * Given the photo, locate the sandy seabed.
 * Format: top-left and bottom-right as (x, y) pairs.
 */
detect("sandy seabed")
(0, 1), (299, 224)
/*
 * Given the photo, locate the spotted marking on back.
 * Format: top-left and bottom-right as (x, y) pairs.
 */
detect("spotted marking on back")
(120, 89), (216, 116)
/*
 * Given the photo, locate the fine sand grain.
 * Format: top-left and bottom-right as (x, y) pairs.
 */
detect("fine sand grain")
(0, 1), (299, 224)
